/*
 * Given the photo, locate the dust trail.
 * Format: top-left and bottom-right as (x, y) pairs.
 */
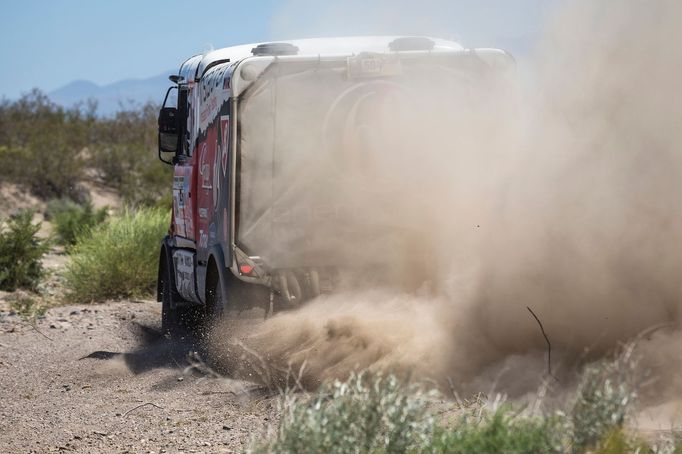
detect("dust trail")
(470, 0), (682, 401)
(210, 292), (453, 390)
(212, 0), (682, 410)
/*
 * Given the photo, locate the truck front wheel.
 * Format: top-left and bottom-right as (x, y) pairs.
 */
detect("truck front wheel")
(204, 264), (224, 326)
(160, 256), (206, 339)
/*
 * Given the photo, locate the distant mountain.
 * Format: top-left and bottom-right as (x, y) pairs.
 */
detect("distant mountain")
(49, 70), (174, 115)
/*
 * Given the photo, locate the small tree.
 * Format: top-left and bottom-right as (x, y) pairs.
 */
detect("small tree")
(46, 198), (108, 246)
(0, 211), (49, 291)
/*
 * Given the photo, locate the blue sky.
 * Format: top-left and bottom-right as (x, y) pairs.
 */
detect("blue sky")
(0, 0), (560, 98)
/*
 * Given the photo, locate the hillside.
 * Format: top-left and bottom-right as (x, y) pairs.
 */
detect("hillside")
(48, 70), (174, 115)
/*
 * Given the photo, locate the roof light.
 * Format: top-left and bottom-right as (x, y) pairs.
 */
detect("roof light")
(251, 43), (299, 56)
(388, 37), (435, 52)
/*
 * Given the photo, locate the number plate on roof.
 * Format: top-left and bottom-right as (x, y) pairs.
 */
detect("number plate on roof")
(347, 53), (402, 78)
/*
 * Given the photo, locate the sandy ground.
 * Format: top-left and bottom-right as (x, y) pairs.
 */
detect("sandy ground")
(0, 182), (277, 453)
(0, 299), (277, 453)
(0, 179), (121, 239)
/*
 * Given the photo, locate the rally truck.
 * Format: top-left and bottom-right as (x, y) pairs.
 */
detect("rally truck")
(156, 36), (514, 335)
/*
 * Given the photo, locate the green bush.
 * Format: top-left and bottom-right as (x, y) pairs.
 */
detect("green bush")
(10, 295), (47, 321)
(429, 408), (561, 453)
(90, 103), (172, 207)
(571, 349), (637, 452)
(1, 92), (170, 207)
(0, 145), (27, 181)
(255, 351), (679, 454)
(0, 211), (49, 291)
(0, 90), (91, 199)
(255, 372), (435, 454)
(64, 207), (168, 303)
(46, 198), (108, 246)
(120, 156), (173, 208)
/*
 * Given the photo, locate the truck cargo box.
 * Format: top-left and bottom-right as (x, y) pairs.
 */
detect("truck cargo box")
(236, 51), (513, 271)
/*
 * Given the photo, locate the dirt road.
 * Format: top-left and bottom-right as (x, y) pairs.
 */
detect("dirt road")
(0, 299), (276, 453)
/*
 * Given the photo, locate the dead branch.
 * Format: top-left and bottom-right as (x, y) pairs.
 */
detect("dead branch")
(234, 339), (275, 389)
(526, 306), (556, 380)
(121, 402), (164, 417)
(635, 322), (675, 341)
(291, 359), (307, 393)
(199, 390), (237, 396)
(26, 321), (53, 341)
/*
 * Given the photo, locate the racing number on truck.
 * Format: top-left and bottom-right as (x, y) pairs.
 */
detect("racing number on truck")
(172, 165), (195, 239)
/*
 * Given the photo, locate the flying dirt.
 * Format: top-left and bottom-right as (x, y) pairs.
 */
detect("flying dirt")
(207, 0), (682, 425)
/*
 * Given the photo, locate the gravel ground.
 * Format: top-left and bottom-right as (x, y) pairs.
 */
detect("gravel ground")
(0, 299), (277, 453)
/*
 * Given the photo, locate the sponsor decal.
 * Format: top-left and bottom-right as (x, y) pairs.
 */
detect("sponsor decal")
(199, 230), (208, 249)
(173, 250), (199, 303)
(213, 138), (220, 210)
(220, 116), (230, 176)
(199, 97), (218, 124)
(199, 143), (211, 189)
(174, 215), (184, 232)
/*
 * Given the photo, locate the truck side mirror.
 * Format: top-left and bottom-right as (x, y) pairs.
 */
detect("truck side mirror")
(158, 86), (180, 165)
(158, 107), (179, 152)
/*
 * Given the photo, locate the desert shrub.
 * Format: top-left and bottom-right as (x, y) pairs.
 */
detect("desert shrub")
(0, 90), (92, 199)
(0, 211), (49, 291)
(0, 92), (169, 206)
(10, 295), (47, 321)
(571, 348), (638, 452)
(256, 372), (435, 454)
(0, 145), (27, 181)
(255, 350), (676, 454)
(256, 374), (561, 454)
(21, 139), (86, 199)
(63, 207), (168, 303)
(91, 141), (172, 207)
(120, 157), (173, 207)
(674, 433), (682, 454)
(46, 198), (108, 246)
(429, 407), (562, 454)
(90, 103), (172, 207)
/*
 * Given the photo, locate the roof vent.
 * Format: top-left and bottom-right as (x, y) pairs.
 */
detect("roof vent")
(251, 42), (299, 56)
(388, 37), (435, 52)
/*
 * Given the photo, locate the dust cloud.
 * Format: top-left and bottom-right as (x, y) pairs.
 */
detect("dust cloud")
(211, 0), (682, 413)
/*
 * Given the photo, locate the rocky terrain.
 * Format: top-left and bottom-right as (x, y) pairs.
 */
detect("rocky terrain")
(0, 298), (277, 453)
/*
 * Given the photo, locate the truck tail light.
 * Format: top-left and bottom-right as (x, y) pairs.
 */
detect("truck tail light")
(239, 264), (254, 275)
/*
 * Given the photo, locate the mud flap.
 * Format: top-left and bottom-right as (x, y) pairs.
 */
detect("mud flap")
(172, 249), (201, 304)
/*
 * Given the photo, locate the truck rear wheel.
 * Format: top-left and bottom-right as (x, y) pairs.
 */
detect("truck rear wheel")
(204, 265), (224, 324)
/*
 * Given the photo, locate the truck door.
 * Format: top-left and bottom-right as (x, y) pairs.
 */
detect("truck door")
(159, 84), (194, 240)
(172, 163), (195, 239)
(195, 133), (217, 254)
